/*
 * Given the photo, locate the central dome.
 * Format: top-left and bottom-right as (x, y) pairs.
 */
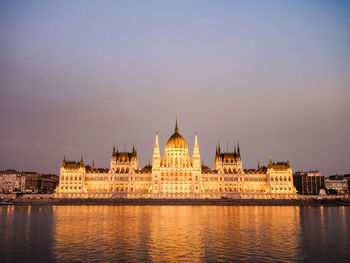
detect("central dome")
(165, 119), (187, 149)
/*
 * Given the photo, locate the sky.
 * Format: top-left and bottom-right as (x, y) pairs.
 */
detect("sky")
(0, 0), (349, 176)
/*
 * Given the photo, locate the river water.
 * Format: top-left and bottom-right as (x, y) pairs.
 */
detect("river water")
(0, 205), (349, 262)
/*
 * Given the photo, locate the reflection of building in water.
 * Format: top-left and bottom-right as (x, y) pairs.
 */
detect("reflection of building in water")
(51, 206), (303, 262)
(52, 206), (154, 262)
(55, 120), (297, 199)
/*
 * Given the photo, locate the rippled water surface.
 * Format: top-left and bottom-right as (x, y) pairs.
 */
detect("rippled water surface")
(0, 205), (349, 262)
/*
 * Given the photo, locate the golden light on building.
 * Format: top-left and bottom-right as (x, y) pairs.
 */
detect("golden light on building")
(55, 120), (297, 199)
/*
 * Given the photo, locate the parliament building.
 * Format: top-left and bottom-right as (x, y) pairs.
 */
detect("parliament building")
(55, 120), (297, 199)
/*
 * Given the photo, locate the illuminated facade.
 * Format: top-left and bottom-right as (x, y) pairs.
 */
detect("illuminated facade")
(55, 120), (297, 199)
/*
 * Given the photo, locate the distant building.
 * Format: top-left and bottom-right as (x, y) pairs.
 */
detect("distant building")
(293, 171), (324, 195)
(40, 174), (59, 193)
(325, 175), (348, 194)
(344, 174), (350, 193)
(24, 172), (42, 193)
(0, 170), (58, 194)
(0, 170), (25, 193)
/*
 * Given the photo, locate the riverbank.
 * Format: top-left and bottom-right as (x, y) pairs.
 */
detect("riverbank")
(1, 198), (350, 206)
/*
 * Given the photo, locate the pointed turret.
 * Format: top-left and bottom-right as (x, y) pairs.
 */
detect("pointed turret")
(112, 143), (116, 157)
(92, 160), (95, 170)
(194, 132), (199, 147)
(286, 157), (290, 168)
(152, 132), (161, 170)
(237, 142), (241, 158)
(175, 118), (179, 133)
(216, 142), (221, 158)
(193, 133), (201, 170)
(153, 133), (160, 156)
(154, 132), (159, 148)
(62, 156), (66, 167)
(80, 155), (84, 168)
(257, 161), (261, 170)
(132, 144), (137, 157)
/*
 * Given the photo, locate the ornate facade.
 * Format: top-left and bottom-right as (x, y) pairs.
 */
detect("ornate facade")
(55, 120), (297, 199)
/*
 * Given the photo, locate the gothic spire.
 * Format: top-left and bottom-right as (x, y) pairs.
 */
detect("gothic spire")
(80, 155), (84, 167)
(237, 142), (241, 158)
(193, 133), (200, 155)
(153, 132), (160, 157)
(175, 117), (179, 133)
(112, 143), (116, 157)
(193, 132), (201, 170)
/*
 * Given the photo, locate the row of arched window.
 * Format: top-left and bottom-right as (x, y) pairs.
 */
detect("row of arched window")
(271, 176), (292, 182)
(113, 167), (130, 173)
(61, 175), (82, 181)
(223, 168), (240, 173)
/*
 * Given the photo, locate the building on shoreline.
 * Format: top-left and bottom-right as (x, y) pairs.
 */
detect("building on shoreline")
(293, 171), (325, 195)
(325, 175), (349, 194)
(0, 170), (58, 194)
(55, 120), (297, 199)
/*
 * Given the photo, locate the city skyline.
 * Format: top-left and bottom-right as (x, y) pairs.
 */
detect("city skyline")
(1, 0), (349, 176)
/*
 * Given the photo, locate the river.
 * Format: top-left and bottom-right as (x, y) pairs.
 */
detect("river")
(0, 206), (349, 262)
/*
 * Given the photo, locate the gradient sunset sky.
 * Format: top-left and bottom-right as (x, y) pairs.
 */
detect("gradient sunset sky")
(0, 0), (349, 175)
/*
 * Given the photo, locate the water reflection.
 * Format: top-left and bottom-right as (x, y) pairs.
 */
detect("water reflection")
(1, 206), (349, 262)
(299, 206), (350, 262)
(0, 205), (54, 262)
(52, 206), (303, 262)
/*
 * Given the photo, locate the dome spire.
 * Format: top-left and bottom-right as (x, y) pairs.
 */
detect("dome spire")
(175, 117), (179, 133)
